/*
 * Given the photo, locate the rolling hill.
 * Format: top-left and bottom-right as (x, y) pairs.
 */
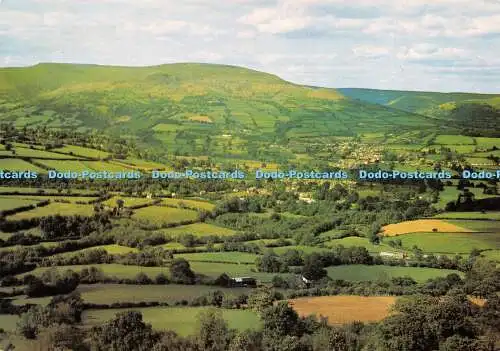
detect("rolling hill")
(0, 63), (439, 159)
(338, 88), (500, 137)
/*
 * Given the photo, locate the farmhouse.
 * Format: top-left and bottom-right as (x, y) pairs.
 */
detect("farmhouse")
(230, 277), (257, 287)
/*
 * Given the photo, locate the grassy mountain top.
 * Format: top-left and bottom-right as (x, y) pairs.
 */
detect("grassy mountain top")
(0, 63), (442, 160)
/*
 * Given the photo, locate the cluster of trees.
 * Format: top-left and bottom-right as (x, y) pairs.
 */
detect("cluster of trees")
(39, 214), (112, 239)
(25, 270), (80, 297)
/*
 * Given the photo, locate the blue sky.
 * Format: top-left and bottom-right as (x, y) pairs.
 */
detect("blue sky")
(1, 0), (499, 93)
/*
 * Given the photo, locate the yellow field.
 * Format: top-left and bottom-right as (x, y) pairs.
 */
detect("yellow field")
(188, 115), (213, 123)
(289, 296), (396, 325)
(381, 219), (473, 236)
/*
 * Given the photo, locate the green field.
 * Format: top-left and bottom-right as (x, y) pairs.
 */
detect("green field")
(397, 232), (500, 254)
(0, 158), (45, 172)
(159, 223), (236, 238)
(62, 244), (139, 256)
(482, 250), (500, 262)
(132, 206), (199, 225)
(33, 159), (94, 172)
(433, 212), (500, 220)
(475, 137), (499, 148)
(0, 186), (97, 195)
(0, 197), (40, 211)
(82, 307), (262, 336)
(53, 145), (110, 158)
(175, 251), (260, 264)
(326, 265), (462, 283)
(162, 198), (215, 211)
(13, 147), (79, 159)
(0, 314), (20, 332)
(434, 135), (475, 145)
(445, 220), (500, 232)
(326, 236), (398, 253)
(121, 158), (168, 170)
(436, 187), (500, 209)
(7, 203), (94, 220)
(17, 264), (170, 280)
(103, 196), (154, 208)
(14, 195), (99, 203)
(83, 161), (132, 172)
(13, 284), (252, 306)
(189, 261), (288, 283)
(271, 245), (330, 255)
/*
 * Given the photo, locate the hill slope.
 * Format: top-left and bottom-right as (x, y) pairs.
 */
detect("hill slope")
(0, 63), (439, 158)
(338, 88), (500, 137)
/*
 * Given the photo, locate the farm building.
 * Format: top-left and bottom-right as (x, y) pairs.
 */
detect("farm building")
(230, 277), (257, 287)
(301, 275), (313, 288)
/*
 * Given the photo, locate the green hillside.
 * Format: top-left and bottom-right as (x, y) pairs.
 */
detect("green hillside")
(0, 63), (438, 160)
(338, 88), (500, 137)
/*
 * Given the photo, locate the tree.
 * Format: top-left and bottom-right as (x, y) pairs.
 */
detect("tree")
(228, 330), (262, 351)
(262, 302), (300, 337)
(256, 252), (285, 273)
(311, 327), (350, 351)
(34, 324), (86, 351)
(169, 258), (195, 284)
(248, 287), (275, 312)
(195, 308), (229, 351)
(89, 311), (158, 351)
(301, 253), (327, 281)
(116, 199), (125, 212)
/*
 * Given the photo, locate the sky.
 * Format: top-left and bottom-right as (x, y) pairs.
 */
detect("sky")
(1, 0), (499, 93)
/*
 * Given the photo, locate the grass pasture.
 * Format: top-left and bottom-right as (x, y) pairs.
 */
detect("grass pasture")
(475, 137), (499, 149)
(53, 145), (110, 158)
(71, 244), (139, 255)
(17, 264), (170, 280)
(433, 212), (500, 220)
(0, 158), (45, 172)
(174, 251), (260, 264)
(159, 223), (236, 238)
(12, 284), (252, 306)
(270, 245), (330, 255)
(162, 198), (215, 211)
(481, 250), (500, 262)
(83, 307), (261, 336)
(33, 159), (93, 172)
(445, 220), (500, 232)
(434, 134), (475, 145)
(188, 262), (288, 283)
(397, 232), (500, 254)
(436, 186), (500, 209)
(326, 264), (461, 283)
(6, 203), (94, 220)
(132, 206), (199, 225)
(382, 219), (473, 236)
(16, 262), (278, 283)
(289, 296), (396, 325)
(77, 284), (252, 304)
(325, 236), (398, 253)
(13, 147), (79, 159)
(0, 197), (41, 211)
(0, 314), (20, 332)
(103, 196), (155, 208)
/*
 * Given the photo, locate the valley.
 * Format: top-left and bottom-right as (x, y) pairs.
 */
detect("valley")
(0, 63), (499, 350)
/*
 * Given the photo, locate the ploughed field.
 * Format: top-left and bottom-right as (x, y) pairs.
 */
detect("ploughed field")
(289, 296), (397, 325)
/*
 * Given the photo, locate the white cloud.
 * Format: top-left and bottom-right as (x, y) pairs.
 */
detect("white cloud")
(0, 0), (498, 92)
(352, 45), (391, 58)
(397, 44), (467, 61)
